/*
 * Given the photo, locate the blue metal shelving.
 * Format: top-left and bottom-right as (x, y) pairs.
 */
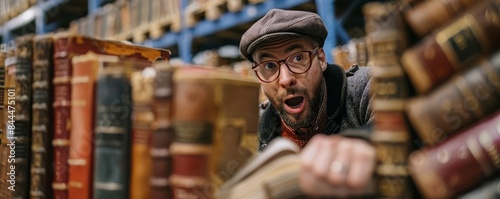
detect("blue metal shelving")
(141, 0), (350, 63)
(1, 0), (352, 64)
(1, 0), (72, 42)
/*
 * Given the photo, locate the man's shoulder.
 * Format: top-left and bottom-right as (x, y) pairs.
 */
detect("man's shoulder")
(345, 66), (371, 94)
(347, 66), (371, 81)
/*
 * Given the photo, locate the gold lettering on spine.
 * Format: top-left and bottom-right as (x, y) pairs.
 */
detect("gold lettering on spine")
(479, 130), (500, 169)
(437, 150), (450, 164)
(458, 146), (469, 160)
(467, 137), (494, 175)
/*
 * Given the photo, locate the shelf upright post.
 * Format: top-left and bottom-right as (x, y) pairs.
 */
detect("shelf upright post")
(179, 30), (193, 64)
(88, 0), (100, 15)
(179, 0), (193, 63)
(314, 0), (336, 64)
(2, 31), (11, 44)
(36, 6), (46, 34)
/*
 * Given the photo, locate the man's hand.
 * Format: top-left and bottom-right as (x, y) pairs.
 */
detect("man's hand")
(299, 134), (376, 197)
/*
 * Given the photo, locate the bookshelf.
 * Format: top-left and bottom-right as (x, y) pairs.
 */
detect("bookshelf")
(0, 0), (374, 64)
(0, 0), (87, 42)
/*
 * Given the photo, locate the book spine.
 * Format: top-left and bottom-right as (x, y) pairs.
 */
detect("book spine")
(130, 70), (154, 199)
(93, 68), (131, 199)
(409, 111), (500, 198)
(363, 2), (413, 198)
(172, 70), (215, 199)
(407, 50), (500, 145)
(14, 35), (34, 199)
(30, 36), (54, 199)
(151, 62), (174, 199)
(404, 0), (481, 37)
(0, 42), (16, 199)
(402, 0), (500, 94)
(68, 57), (99, 199)
(170, 132), (213, 199)
(363, 1), (408, 61)
(52, 36), (72, 199)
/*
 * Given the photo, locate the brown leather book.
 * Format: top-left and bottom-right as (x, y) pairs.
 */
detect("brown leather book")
(363, 1), (409, 65)
(151, 61), (175, 199)
(130, 68), (155, 199)
(404, 0), (481, 38)
(171, 66), (261, 198)
(375, 164), (411, 199)
(407, 50), (500, 146)
(370, 65), (410, 110)
(51, 33), (170, 199)
(372, 110), (411, 165)
(364, 2), (413, 198)
(409, 111), (500, 198)
(402, 0), (500, 94)
(0, 42), (16, 199)
(13, 34), (35, 199)
(30, 34), (55, 199)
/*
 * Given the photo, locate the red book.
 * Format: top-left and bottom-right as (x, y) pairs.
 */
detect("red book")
(51, 33), (170, 199)
(409, 111), (500, 198)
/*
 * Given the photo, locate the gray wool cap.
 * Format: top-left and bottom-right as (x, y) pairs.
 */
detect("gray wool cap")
(239, 9), (328, 61)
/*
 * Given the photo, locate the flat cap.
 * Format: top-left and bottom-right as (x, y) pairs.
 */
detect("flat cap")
(239, 9), (328, 61)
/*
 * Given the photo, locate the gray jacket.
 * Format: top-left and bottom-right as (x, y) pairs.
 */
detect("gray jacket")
(257, 64), (373, 151)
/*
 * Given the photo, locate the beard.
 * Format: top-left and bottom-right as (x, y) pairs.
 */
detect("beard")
(270, 78), (324, 130)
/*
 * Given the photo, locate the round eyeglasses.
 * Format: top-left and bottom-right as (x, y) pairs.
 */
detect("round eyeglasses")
(252, 47), (319, 83)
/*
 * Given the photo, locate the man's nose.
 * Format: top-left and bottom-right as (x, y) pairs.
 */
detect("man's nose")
(278, 62), (296, 88)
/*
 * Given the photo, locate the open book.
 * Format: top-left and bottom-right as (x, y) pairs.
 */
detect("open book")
(217, 138), (304, 199)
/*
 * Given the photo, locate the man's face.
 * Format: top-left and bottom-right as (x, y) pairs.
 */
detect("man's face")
(252, 38), (327, 129)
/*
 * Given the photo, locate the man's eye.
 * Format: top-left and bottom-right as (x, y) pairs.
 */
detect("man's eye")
(292, 54), (303, 62)
(263, 62), (278, 70)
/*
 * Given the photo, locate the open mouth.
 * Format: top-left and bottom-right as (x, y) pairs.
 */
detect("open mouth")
(285, 96), (304, 110)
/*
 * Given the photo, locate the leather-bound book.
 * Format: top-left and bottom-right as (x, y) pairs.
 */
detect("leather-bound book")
(130, 68), (155, 199)
(14, 34), (35, 199)
(404, 0), (481, 38)
(68, 53), (103, 199)
(0, 42), (16, 199)
(407, 50), (500, 146)
(93, 62), (133, 199)
(151, 61), (175, 199)
(371, 65), (410, 110)
(171, 66), (261, 198)
(409, 111), (500, 198)
(363, 1), (408, 65)
(30, 34), (55, 199)
(52, 33), (170, 199)
(364, 2), (413, 198)
(402, 0), (500, 94)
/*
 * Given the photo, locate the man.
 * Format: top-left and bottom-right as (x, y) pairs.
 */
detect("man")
(239, 9), (375, 197)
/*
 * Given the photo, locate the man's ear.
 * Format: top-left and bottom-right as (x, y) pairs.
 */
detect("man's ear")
(318, 48), (327, 71)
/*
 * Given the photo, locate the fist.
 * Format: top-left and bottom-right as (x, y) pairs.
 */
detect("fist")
(299, 134), (376, 197)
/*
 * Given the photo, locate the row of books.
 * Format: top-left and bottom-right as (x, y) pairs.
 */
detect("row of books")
(332, 38), (369, 71)
(0, 0), (36, 24)
(366, 0), (500, 198)
(69, 0), (181, 43)
(217, 0), (500, 198)
(0, 33), (261, 199)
